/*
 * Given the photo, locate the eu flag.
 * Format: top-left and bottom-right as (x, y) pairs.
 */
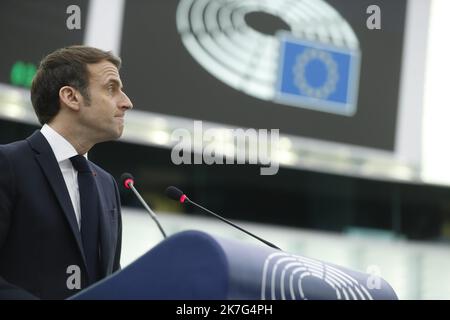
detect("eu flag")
(275, 34), (361, 116)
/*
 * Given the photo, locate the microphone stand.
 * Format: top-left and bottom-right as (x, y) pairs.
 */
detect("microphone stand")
(128, 182), (167, 239)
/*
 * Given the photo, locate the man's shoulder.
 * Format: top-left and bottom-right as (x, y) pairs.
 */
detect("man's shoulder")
(0, 138), (30, 157)
(0, 139), (32, 179)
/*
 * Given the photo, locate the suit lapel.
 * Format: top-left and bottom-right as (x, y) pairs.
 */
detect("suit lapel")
(92, 171), (115, 276)
(27, 131), (88, 271)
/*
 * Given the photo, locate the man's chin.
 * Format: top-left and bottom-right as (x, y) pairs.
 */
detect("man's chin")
(115, 127), (124, 139)
(98, 129), (123, 143)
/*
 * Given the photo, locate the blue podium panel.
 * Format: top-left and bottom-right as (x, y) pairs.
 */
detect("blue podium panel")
(71, 230), (397, 300)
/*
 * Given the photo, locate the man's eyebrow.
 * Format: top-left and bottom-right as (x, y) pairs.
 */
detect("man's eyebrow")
(105, 78), (123, 88)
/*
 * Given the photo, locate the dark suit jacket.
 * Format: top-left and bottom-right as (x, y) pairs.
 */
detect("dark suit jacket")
(0, 131), (122, 299)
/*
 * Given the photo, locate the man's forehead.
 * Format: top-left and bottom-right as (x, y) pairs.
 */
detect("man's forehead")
(88, 61), (120, 82)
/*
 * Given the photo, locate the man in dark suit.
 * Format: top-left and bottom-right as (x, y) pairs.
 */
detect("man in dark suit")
(0, 46), (133, 299)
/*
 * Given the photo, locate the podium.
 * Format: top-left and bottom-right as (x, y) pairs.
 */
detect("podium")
(70, 230), (397, 300)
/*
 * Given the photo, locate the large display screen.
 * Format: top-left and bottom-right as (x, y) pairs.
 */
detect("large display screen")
(120, 0), (407, 151)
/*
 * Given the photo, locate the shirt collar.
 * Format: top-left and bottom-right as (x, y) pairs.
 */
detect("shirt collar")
(40, 124), (87, 163)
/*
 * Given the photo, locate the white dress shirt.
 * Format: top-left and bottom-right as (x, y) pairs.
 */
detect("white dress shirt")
(40, 124), (86, 229)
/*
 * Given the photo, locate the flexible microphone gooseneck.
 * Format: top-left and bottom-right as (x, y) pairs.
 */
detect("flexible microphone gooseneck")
(165, 186), (280, 250)
(121, 173), (167, 239)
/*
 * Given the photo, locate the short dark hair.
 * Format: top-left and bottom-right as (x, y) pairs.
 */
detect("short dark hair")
(31, 45), (121, 125)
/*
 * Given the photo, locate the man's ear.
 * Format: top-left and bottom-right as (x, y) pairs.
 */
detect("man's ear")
(59, 86), (81, 111)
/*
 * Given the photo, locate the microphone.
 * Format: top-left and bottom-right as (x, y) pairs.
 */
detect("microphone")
(165, 186), (280, 250)
(121, 173), (167, 239)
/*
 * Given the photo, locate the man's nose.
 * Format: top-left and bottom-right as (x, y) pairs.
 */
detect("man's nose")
(120, 92), (133, 110)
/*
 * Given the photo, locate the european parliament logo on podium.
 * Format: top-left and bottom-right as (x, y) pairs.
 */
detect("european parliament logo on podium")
(275, 33), (361, 116)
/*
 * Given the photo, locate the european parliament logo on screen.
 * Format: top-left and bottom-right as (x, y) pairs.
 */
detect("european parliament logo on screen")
(176, 0), (361, 117)
(275, 34), (361, 116)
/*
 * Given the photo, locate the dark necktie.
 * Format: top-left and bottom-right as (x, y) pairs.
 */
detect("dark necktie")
(70, 155), (100, 284)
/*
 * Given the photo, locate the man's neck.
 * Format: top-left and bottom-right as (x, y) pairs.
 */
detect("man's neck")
(47, 122), (93, 155)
